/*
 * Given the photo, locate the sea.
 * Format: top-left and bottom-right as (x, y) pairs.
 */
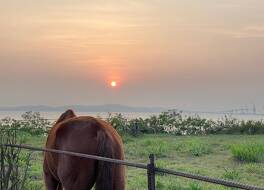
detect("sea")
(0, 111), (154, 120)
(0, 111), (263, 121)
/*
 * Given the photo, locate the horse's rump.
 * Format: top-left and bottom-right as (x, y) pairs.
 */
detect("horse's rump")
(43, 110), (125, 190)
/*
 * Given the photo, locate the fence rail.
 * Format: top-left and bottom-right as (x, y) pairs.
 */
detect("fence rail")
(1, 144), (264, 190)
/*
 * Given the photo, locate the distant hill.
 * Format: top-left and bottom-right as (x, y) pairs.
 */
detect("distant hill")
(0, 104), (166, 113)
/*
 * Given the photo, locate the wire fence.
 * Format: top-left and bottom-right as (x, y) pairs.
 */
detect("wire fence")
(1, 144), (264, 190)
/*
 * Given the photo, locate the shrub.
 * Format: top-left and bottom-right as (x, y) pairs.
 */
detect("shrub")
(106, 113), (128, 135)
(20, 111), (51, 135)
(0, 121), (33, 190)
(105, 111), (264, 136)
(240, 120), (264, 134)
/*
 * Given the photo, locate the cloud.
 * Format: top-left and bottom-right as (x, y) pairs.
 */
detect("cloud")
(234, 26), (264, 39)
(193, 26), (264, 39)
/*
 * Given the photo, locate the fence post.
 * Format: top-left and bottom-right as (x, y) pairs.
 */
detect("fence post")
(147, 154), (156, 190)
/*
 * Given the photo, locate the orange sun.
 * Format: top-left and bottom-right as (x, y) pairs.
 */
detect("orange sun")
(110, 81), (117, 87)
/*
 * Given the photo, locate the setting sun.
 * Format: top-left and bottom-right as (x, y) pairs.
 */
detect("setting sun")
(110, 81), (117, 87)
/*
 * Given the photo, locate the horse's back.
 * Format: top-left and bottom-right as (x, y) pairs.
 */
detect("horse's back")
(55, 117), (102, 151)
(44, 115), (125, 190)
(53, 116), (123, 154)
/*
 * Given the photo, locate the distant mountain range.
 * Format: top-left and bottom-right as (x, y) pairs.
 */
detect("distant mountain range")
(0, 104), (167, 113)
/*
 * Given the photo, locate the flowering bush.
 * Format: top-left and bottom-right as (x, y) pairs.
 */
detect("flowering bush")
(1, 111), (264, 137)
(106, 111), (264, 136)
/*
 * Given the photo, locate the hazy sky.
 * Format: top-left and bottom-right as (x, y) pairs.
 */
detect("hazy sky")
(1, 0), (264, 111)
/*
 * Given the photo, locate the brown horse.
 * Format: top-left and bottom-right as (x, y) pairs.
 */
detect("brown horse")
(43, 110), (125, 190)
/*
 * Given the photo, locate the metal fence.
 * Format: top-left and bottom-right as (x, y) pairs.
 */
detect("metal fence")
(1, 144), (264, 190)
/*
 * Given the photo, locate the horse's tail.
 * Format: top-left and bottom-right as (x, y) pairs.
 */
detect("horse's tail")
(96, 129), (114, 190)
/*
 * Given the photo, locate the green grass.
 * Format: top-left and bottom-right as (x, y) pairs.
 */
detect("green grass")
(187, 141), (212, 157)
(22, 134), (264, 189)
(231, 143), (264, 162)
(222, 168), (241, 180)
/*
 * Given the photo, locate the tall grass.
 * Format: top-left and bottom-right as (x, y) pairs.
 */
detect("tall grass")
(222, 168), (241, 180)
(142, 139), (169, 158)
(188, 141), (212, 157)
(231, 143), (264, 162)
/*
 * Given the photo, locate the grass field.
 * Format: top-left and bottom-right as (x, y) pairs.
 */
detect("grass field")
(25, 134), (264, 190)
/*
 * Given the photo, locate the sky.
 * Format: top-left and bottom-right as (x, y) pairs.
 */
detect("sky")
(0, 0), (264, 111)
